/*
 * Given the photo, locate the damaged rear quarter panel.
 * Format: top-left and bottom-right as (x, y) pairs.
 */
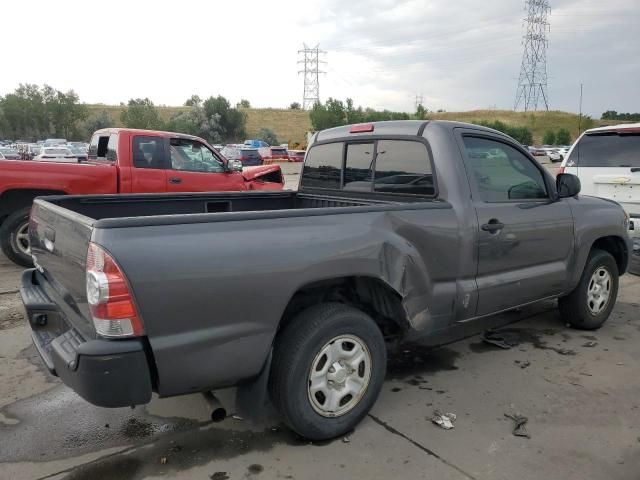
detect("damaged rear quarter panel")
(98, 203), (461, 396)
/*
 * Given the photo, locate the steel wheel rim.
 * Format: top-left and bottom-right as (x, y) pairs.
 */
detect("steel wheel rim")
(587, 267), (612, 315)
(308, 334), (372, 418)
(15, 221), (31, 256)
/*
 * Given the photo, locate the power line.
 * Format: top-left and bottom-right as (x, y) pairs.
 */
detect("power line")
(297, 44), (326, 110)
(514, 0), (551, 111)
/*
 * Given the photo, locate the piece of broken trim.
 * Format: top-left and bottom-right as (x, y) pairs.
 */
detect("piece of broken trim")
(431, 410), (456, 430)
(505, 413), (530, 438)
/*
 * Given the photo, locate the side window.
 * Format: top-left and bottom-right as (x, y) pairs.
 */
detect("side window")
(88, 135), (99, 159)
(301, 142), (343, 189)
(343, 143), (374, 191)
(106, 134), (118, 161)
(169, 139), (224, 173)
(374, 140), (434, 195)
(133, 136), (166, 169)
(89, 135), (110, 160)
(462, 136), (547, 202)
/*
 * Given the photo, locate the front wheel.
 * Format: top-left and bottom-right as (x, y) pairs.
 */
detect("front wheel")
(0, 207), (33, 267)
(269, 303), (386, 441)
(559, 249), (619, 330)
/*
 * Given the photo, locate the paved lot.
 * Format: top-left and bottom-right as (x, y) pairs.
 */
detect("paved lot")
(2, 160), (637, 480)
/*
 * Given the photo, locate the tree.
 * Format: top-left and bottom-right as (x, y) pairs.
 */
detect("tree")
(184, 95), (202, 107)
(82, 110), (114, 137)
(0, 83), (87, 140)
(475, 120), (532, 145)
(120, 98), (164, 130)
(289, 102), (301, 110)
(556, 128), (572, 145)
(345, 98), (364, 124)
(543, 130), (556, 145)
(203, 95), (246, 141)
(416, 104), (427, 120)
(167, 106), (223, 143)
(237, 99), (251, 108)
(257, 128), (278, 146)
(309, 98), (346, 130)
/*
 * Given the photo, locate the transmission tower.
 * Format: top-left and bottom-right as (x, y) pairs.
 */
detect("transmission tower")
(297, 44), (326, 109)
(514, 0), (550, 111)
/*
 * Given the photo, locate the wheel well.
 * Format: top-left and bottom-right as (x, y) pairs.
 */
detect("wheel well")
(592, 236), (628, 274)
(0, 189), (66, 220)
(279, 276), (408, 338)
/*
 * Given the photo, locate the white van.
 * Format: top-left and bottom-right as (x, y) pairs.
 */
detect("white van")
(560, 123), (640, 272)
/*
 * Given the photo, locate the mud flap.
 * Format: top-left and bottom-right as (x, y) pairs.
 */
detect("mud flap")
(235, 350), (278, 422)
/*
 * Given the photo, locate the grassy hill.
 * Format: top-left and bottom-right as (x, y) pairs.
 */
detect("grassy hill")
(86, 105), (312, 144)
(86, 105), (618, 146)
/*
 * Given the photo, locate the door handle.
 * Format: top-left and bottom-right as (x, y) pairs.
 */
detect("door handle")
(481, 219), (505, 233)
(631, 167), (640, 173)
(168, 177), (182, 184)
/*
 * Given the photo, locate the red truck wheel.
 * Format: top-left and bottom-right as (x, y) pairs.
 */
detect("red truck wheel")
(0, 207), (34, 267)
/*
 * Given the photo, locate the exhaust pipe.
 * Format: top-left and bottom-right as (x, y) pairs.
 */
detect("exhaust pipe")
(203, 391), (227, 422)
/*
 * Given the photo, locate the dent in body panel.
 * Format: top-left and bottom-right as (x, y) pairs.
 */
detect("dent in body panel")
(378, 241), (431, 329)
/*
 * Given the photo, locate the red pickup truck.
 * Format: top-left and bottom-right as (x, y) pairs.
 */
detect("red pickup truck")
(0, 128), (283, 266)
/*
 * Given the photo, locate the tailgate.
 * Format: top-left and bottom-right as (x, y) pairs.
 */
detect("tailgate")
(29, 198), (96, 338)
(592, 173), (640, 215)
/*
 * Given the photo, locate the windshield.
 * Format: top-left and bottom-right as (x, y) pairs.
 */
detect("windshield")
(573, 132), (640, 167)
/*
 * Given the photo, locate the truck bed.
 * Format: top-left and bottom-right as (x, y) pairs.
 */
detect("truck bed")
(43, 190), (405, 226)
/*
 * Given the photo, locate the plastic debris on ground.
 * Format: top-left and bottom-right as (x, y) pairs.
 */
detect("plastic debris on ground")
(431, 410), (456, 430)
(505, 413), (531, 438)
(482, 330), (520, 349)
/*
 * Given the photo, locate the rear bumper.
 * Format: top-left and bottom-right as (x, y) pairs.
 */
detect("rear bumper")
(20, 269), (153, 407)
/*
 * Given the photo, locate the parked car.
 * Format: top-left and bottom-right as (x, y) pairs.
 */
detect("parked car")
(560, 122), (640, 273)
(0, 128), (283, 267)
(26, 144), (42, 159)
(68, 145), (88, 162)
(244, 139), (269, 148)
(22, 120), (630, 441)
(259, 146), (289, 163)
(527, 146), (546, 156)
(220, 145), (263, 166)
(544, 148), (563, 162)
(43, 138), (67, 147)
(0, 148), (21, 160)
(34, 147), (78, 162)
(287, 150), (305, 162)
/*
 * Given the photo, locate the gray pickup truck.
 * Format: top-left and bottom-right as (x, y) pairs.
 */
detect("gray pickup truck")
(21, 120), (630, 440)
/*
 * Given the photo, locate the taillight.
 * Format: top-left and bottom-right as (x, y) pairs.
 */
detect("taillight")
(239, 156), (247, 162)
(86, 242), (144, 338)
(559, 167), (565, 174)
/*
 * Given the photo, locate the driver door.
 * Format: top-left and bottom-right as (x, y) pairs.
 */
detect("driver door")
(459, 132), (575, 316)
(166, 138), (246, 192)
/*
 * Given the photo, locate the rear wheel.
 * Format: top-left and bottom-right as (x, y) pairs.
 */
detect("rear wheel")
(269, 303), (386, 440)
(0, 207), (33, 267)
(559, 249), (618, 330)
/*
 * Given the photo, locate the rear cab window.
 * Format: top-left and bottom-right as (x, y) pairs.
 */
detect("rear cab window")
(88, 133), (118, 161)
(571, 131), (640, 167)
(302, 138), (434, 196)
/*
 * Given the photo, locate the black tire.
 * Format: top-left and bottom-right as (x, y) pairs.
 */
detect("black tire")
(559, 249), (619, 330)
(269, 303), (386, 441)
(0, 207), (33, 267)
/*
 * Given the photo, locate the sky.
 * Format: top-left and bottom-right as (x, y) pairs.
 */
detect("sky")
(1, 0), (638, 117)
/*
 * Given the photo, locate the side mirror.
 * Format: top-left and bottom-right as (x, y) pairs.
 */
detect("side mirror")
(228, 159), (243, 172)
(556, 173), (581, 198)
